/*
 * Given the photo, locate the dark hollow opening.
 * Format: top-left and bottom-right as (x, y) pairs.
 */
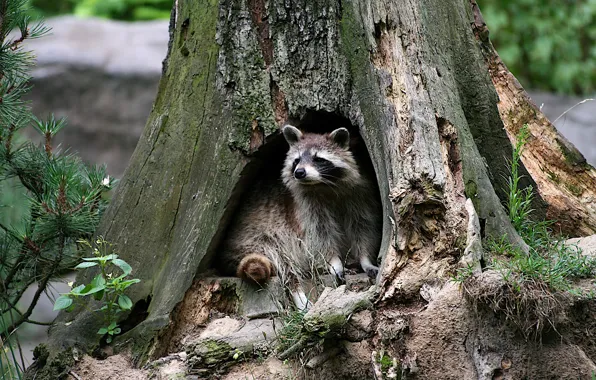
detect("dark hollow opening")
(201, 110), (382, 278)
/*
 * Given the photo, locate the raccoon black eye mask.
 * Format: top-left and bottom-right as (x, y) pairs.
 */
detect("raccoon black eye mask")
(220, 124), (382, 310)
(281, 124), (382, 281)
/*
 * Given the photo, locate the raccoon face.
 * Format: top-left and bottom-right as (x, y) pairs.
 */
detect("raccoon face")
(282, 125), (362, 189)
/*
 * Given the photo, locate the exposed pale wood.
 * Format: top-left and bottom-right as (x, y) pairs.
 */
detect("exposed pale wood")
(471, 0), (596, 237)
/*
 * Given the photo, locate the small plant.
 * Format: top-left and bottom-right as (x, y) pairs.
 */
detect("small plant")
(493, 124), (596, 291)
(54, 237), (140, 343)
(451, 263), (476, 284)
(464, 124), (596, 338)
(506, 124), (533, 231)
(276, 310), (306, 354)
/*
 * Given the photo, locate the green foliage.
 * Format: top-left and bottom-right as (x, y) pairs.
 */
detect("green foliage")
(506, 125), (533, 231)
(276, 310), (306, 354)
(490, 125), (596, 291)
(480, 0), (596, 94)
(0, 0), (113, 362)
(489, 235), (596, 291)
(1, 314), (23, 380)
(451, 263), (476, 284)
(28, 0), (173, 21)
(54, 237), (140, 343)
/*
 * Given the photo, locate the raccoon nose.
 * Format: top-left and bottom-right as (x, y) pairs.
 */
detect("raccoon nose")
(294, 168), (306, 179)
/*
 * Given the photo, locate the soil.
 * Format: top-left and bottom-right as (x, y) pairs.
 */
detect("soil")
(67, 354), (148, 380)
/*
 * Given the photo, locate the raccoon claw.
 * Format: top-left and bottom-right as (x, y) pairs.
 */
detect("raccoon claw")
(336, 271), (346, 284)
(365, 266), (379, 279)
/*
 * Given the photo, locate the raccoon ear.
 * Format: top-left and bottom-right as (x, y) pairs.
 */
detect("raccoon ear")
(329, 128), (350, 149)
(283, 125), (303, 146)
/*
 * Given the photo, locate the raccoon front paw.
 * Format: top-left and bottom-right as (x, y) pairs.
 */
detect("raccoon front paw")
(365, 265), (379, 279)
(291, 289), (312, 311)
(329, 256), (345, 284)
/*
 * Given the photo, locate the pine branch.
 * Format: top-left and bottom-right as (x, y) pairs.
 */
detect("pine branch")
(0, 220), (22, 242)
(9, 27), (27, 50)
(1, 277), (35, 314)
(0, 293), (23, 315)
(0, 0), (7, 45)
(23, 319), (52, 326)
(0, 235), (65, 340)
(1, 236), (41, 293)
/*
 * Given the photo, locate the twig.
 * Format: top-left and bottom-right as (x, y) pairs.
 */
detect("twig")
(24, 319), (53, 326)
(0, 221), (23, 243)
(1, 276), (36, 315)
(552, 98), (595, 125)
(0, 293), (24, 315)
(0, 0), (7, 40)
(9, 29), (28, 50)
(68, 370), (82, 380)
(277, 337), (310, 360)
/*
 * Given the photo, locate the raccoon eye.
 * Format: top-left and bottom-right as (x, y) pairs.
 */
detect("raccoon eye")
(293, 158), (300, 165)
(313, 156), (326, 163)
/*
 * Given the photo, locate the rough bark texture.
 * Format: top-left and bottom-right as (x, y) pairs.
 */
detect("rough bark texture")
(33, 0), (596, 379)
(470, 1), (596, 237)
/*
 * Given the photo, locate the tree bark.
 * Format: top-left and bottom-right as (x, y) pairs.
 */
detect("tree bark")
(33, 0), (596, 379)
(469, 1), (596, 237)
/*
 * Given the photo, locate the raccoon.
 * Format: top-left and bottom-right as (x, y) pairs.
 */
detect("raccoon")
(219, 125), (382, 308)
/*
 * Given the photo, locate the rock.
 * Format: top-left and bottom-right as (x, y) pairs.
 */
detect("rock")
(566, 234), (596, 257)
(185, 318), (278, 376)
(144, 352), (188, 379)
(234, 278), (285, 319)
(303, 285), (374, 335)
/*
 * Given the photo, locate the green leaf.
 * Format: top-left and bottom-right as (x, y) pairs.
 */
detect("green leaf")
(79, 283), (94, 295)
(82, 257), (103, 261)
(118, 295), (133, 310)
(74, 261), (98, 269)
(120, 279), (141, 288)
(108, 321), (118, 330)
(113, 328), (121, 335)
(70, 285), (86, 296)
(111, 258), (132, 276)
(98, 327), (108, 335)
(53, 295), (73, 311)
(91, 274), (106, 288)
(93, 289), (105, 301)
(79, 275), (106, 295)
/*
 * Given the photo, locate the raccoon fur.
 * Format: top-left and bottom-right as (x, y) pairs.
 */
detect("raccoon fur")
(219, 125), (382, 308)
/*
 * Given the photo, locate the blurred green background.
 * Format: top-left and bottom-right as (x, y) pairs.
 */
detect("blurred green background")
(480, 0), (596, 95)
(27, 0), (172, 21)
(25, 0), (596, 95)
